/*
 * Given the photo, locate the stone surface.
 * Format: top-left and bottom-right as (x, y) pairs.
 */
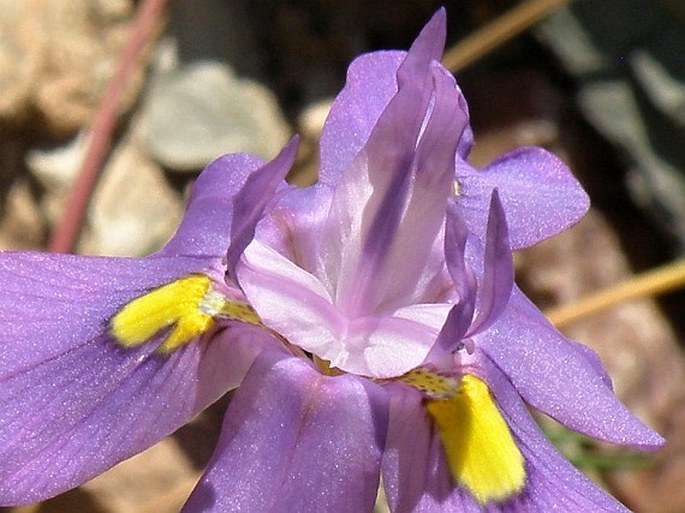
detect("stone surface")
(0, 179), (46, 250)
(81, 439), (199, 513)
(26, 132), (89, 191)
(0, 0), (44, 123)
(143, 62), (291, 172)
(0, 0), (140, 137)
(77, 126), (184, 257)
(290, 97), (332, 186)
(537, 0), (685, 250)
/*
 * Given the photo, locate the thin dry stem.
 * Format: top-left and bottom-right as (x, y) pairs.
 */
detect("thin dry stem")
(442, 0), (574, 72)
(546, 258), (685, 328)
(48, 0), (170, 253)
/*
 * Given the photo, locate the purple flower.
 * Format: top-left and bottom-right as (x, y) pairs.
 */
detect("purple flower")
(0, 9), (662, 512)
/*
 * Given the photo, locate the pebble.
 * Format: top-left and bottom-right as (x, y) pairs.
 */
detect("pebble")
(78, 128), (184, 257)
(0, 0), (138, 137)
(143, 62), (291, 172)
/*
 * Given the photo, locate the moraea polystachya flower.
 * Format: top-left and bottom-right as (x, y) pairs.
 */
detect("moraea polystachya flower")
(0, 9), (663, 512)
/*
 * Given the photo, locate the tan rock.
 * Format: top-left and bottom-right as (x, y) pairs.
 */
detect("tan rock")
(0, 0), (142, 137)
(77, 129), (184, 257)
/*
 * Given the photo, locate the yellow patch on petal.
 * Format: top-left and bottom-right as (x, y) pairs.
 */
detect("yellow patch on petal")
(111, 274), (261, 353)
(400, 368), (459, 399)
(426, 374), (525, 504)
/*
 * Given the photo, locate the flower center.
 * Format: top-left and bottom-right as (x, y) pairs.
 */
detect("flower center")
(110, 274), (261, 353)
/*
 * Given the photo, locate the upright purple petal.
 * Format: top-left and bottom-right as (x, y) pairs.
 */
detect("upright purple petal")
(322, 47), (466, 318)
(0, 253), (272, 505)
(318, 50), (404, 185)
(225, 137), (299, 280)
(319, 9), (452, 186)
(429, 201), (475, 358)
(457, 147), (590, 250)
(467, 190), (513, 336)
(396, 8), (446, 87)
(444, 200), (475, 307)
(183, 351), (388, 513)
(160, 153), (266, 258)
(478, 287), (664, 448)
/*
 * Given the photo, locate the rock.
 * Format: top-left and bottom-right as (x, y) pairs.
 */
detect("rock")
(143, 62), (291, 172)
(81, 438), (199, 513)
(290, 97), (332, 186)
(0, 0), (140, 137)
(77, 128), (184, 257)
(0, 0), (44, 123)
(0, 134), (45, 250)
(537, 1), (685, 250)
(0, 179), (46, 250)
(26, 132), (89, 192)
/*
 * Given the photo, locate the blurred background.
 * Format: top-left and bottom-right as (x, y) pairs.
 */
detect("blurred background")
(0, 0), (683, 511)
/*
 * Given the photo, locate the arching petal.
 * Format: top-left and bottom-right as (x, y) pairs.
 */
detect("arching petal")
(477, 287), (664, 449)
(322, 59), (466, 318)
(160, 153), (266, 258)
(479, 357), (639, 512)
(457, 147), (590, 250)
(225, 137), (299, 280)
(318, 9), (449, 186)
(467, 190), (513, 336)
(0, 252), (269, 505)
(383, 368), (642, 512)
(183, 351), (388, 513)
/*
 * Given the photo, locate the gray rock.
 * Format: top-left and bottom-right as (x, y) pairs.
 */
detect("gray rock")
(143, 62), (291, 172)
(26, 131), (88, 191)
(537, 0), (685, 251)
(0, 0), (138, 136)
(78, 130), (184, 257)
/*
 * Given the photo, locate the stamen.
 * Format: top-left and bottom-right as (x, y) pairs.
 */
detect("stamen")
(110, 274), (261, 353)
(399, 368), (459, 400)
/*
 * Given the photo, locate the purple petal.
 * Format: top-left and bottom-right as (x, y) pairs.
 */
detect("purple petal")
(467, 190), (513, 336)
(253, 183), (334, 275)
(318, 50), (404, 185)
(319, 9), (448, 186)
(444, 200), (474, 304)
(225, 137), (299, 280)
(238, 239), (448, 378)
(396, 8), (446, 87)
(477, 287), (664, 448)
(160, 153), (265, 258)
(479, 357), (637, 512)
(457, 147), (590, 250)
(0, 252), (268, 505)
(322, 50), (466, 318)
(183, 351), (388, 513)
(381, 383), (491, 513)
(384, 365), (641, 512)
(432, 200), (476, 355)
